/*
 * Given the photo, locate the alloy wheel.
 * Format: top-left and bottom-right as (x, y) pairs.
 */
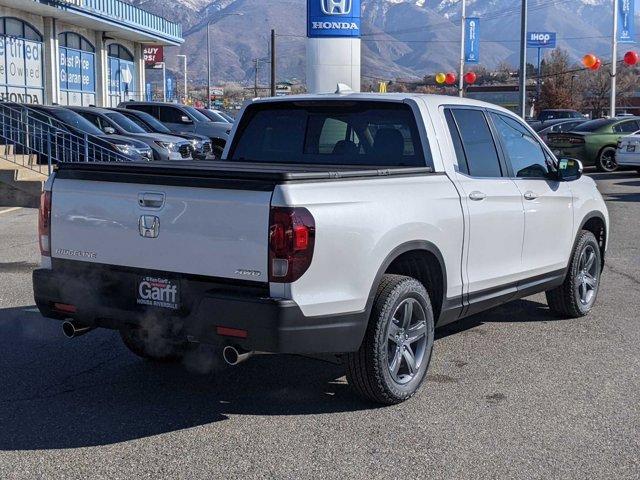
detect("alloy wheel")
(386, 298), (428, 385)
(576, 244), (599, 307)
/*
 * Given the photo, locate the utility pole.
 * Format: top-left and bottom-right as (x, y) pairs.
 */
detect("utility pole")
(610, 0), (618, 117)
(254, 58), (259, 97)
(270, 29), (276, 97)
(518, 0), (528, 118)
(458, 0), (466, 97)
(177, 54), (187, 103)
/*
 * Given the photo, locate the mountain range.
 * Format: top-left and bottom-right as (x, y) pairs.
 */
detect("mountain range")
(129, 0), (633, 86)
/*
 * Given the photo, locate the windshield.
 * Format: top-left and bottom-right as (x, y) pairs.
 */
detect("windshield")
(572, 119), (613, 132)
(126, 111), (171, 133)
(228, 101), (429, 167)
(218, 111), (234, 122)
(48, 109), (104, 136)
(183, 106), (211, 122)
(104, 112), (147, 133)
(199, 109), (230, 123)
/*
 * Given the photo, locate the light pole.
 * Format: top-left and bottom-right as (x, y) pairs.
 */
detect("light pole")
(458, 0), (466, 97)
(176, 54), (187, 104)
(610, 0), (618, 117)
(207, 12), (243, 109)
(518, 0), (529, 118)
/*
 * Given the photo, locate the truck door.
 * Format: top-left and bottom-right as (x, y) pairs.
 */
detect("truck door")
(488, 111), (574, 278)
(444, 107), (525, 315)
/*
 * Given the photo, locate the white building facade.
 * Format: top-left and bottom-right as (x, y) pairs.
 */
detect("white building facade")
(0, 0), (182, 107)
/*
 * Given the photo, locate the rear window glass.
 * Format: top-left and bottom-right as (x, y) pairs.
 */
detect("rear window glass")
(228, 101), (429, 167)
(572, 119), (614, 132)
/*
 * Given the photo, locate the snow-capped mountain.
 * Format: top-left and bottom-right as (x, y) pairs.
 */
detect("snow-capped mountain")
(128, 0), (629, 85)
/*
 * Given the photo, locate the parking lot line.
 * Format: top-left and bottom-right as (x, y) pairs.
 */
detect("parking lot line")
(0, 207), (22, 215)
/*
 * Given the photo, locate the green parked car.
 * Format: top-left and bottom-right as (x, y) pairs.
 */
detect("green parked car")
(547, 117), (640, 172)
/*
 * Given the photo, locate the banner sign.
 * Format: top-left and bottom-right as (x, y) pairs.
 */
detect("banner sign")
(145, 82), (152, 101)
(308, 0), (361, 38)
(618, 0), (635, 43)
(166, 77), (174, 102)
(0, 35), (43, 104)
(60, 48), (95, 93)
(143, 46), (164, 65)
(464, 17), (480, 64)
(527, 31), (556, 48)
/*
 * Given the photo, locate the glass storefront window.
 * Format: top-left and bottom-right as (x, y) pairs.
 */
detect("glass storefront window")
(59, 32), (96, 106)
(108, 43), (136, 107)
(0, 17), (44, 104)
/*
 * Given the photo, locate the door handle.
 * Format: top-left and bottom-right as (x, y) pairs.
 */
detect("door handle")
(469, 191), (486, 201)
(523, 191), (539, 201)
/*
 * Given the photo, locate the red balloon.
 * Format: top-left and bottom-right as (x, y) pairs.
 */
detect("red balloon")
(590, 58), (602, 71)
(624, 50), (639, 66)
(464, 71), (477, 84)
(444, 73), (456, 85)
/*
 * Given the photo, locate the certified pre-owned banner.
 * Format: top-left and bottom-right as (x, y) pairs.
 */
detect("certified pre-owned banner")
(618, 0), (635, 43)
(307, 0), (361, 38)
(465, 17), (480, 64)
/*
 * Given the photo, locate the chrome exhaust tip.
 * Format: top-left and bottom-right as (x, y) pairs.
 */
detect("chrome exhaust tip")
(62, 321), (94, 339)
(222, 345), (253, 366)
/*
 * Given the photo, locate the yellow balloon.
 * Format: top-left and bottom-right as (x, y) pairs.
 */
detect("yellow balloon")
(435, 72), (446, 84)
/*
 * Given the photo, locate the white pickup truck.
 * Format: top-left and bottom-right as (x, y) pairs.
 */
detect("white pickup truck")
(34, 93), (609, 404)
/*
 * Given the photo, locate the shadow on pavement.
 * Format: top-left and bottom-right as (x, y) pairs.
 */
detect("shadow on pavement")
(0, 297), (558, 451)
(602, 192), (640, 203)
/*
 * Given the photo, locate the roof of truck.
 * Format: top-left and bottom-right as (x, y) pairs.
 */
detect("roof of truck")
(250, 91), (513, 114)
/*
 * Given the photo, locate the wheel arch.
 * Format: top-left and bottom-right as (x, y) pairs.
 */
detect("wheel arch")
(366, 241), (447, 323)
(577, 211), (607, 267)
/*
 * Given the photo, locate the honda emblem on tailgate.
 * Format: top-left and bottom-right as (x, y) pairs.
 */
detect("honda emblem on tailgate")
(139, 215), (160, 238)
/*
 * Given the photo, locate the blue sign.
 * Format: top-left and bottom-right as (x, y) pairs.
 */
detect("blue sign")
(464, 17), (480, 64)
(59, 47), (95, 93)
(527, 32), (557, 48)
(618, 0), (635, 43)
(166, 77), (174, 102)
(145, 82), (152, 101)
(307, 0), (361, 38)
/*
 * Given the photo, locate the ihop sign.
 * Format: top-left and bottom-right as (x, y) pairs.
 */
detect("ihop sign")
(307, 0), (361, 38)
(526, 32), (557, 49)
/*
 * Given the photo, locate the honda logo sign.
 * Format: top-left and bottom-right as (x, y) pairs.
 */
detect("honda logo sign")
(308, 0), (360, 37)
(321, 0), (352, 15)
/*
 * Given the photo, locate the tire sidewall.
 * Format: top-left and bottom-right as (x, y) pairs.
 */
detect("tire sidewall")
(570, 233), (602, 315)
(375, 281), (435, 401)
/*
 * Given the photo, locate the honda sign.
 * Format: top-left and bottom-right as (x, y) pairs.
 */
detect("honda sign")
(307, 0), (361, 38)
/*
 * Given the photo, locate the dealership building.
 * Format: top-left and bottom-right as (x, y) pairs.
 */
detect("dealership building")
(0, 0), (182, 107)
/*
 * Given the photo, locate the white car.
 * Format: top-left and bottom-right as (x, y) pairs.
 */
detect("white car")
(616, 130), (640, 173)
(33, 93), (609, 405)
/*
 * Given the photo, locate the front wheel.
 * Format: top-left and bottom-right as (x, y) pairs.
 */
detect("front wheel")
(596, 146), (618, 172)
(345, 274), (435, 405)
(546, 230), (602, 318)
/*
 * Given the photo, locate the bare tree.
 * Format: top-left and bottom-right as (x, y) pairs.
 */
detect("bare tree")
(538, 49), (582, 112)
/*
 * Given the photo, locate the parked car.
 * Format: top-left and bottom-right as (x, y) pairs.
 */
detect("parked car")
(33, 93), (608, 405)
(615, 130), (640, 174)
(66, 106), (193, 161)
(110, 108), (214, 160)
(26, 105), (153, 162)
(547, 116), (640, 172)
(535, 119), (588, 144)
(537, 109), (585, 122)
(197, 108), (233, 123)
(118, 101), (231, 157)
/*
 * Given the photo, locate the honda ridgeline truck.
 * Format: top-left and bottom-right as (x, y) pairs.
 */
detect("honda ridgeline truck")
(33, 93), (609, 404)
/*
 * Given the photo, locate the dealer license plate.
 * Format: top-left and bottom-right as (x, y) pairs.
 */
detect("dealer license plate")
(627, 145), (636, 152)
(136, 276), (180, 310)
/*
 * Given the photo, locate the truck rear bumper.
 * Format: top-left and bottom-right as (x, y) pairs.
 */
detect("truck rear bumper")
(33, 264), (367, 354)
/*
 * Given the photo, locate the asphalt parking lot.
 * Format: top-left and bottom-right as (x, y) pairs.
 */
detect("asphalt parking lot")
(0, 172), (638, 479)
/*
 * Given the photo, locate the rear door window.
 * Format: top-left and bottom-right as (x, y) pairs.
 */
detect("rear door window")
(228, 101), (428, 167)
(159, 106), (186, 124)
(613, 120), (640, 133)
(447, 108), (503, 177)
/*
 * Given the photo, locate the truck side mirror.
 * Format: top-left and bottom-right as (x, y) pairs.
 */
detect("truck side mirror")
(557, 158), (583, 181)
(103, 126), (116, 135)
(180, 115), (192, 124)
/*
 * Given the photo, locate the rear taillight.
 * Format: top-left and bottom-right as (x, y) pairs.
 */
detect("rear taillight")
(38, 190), (51, 256)
(568, 136), (585, 145)
(268, 207), (315, 283)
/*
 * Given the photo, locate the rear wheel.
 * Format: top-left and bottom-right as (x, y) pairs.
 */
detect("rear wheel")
(596, 146), (618, 172)
(345, 274), (435, 405)
(120, 327), (190, 362)
(546, 230), (602, 318)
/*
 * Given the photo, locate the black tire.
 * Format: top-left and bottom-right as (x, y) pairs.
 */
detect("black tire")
(345, 274), (435, 405)
(546, 230), (602, 318)
(595, 146), (618, 172)
(120, 327), (189, 362)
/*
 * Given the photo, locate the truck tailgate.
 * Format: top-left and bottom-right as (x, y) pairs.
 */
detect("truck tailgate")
(50, 178), (271, 282)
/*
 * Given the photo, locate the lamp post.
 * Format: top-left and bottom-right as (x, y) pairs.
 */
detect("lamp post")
(176, 54), (187, 104)
(207, 12), (243, 109)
